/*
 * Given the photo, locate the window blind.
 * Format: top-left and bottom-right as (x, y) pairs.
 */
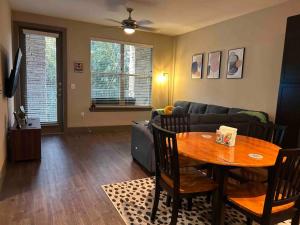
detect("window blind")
(23, 30), (58, 124)
(91, 40), (152, 106)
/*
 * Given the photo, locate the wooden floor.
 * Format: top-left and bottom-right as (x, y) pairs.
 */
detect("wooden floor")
(0, 129), (148, 225)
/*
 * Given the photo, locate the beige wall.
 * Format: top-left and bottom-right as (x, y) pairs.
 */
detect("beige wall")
(173, 0), (300, 121)
(0, 0), (12, 186)
(13, 11), (174, 127)
(13, 0), (300, 127)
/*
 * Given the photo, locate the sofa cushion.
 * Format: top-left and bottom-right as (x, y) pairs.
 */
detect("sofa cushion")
(174, 101), (191, 113)
(192, 114), (231, 124)
(228, 114), (259, 123)
(205, 104), (229, 114)
(188, 102), (207, 114)
(190, 122), (250, 135)
(190, 114), (202, 124)
(191, 113), (258, 126)
(173, 106), (185, 115)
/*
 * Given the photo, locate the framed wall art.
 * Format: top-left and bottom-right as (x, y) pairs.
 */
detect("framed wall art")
(191, 53), (204, 79)
(207, 51), (222, 79)
(226, 48), (245, 79)
(74, 61), (84, 73)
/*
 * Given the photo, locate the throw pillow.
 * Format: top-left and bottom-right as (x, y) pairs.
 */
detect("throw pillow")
(164, 105), (174, 115)
(238, 111), (267, 123)
(156, 109), (165, 115)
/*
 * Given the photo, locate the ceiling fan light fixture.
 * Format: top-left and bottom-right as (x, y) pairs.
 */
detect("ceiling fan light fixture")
(123, 27), (135, 35)
(109, 8), (153, 35)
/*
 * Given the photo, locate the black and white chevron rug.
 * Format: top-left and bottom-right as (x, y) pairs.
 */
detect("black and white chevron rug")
(101, 177), (291, 225)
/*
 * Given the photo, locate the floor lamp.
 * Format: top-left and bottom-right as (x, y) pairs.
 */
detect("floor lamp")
(157, 73), (170, 105)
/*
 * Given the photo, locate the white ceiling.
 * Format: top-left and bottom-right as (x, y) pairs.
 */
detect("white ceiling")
(9, 0), (288, 36)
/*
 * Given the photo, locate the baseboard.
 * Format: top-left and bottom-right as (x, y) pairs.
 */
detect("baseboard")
(0, 159), (7, 193)
(65, 125), (131, 134)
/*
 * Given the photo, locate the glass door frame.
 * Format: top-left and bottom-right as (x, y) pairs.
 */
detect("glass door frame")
(14, 22), (67, 134)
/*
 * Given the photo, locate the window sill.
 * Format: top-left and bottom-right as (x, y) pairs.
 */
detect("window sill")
(89, 105), (153, 112)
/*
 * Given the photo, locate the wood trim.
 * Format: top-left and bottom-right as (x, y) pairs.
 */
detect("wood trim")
(90, 37), (154, 48)
(0, 159), (7, 193)
(89, 105), (152, 112)
(12, 21), (68, 134)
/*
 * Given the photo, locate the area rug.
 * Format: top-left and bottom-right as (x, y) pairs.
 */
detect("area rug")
(101, 177), (291, 225)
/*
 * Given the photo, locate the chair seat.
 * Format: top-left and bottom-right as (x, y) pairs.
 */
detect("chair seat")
(161, 170), (218, 194)
(179, 155), (207, 168)
(227, 183), (295, 216)
(229, 167), (268, 183)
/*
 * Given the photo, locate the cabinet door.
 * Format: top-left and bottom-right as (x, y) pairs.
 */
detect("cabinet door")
(276, 84), (300, 147)
(276, 15), (300, 148)
(281, 35), (300, 83)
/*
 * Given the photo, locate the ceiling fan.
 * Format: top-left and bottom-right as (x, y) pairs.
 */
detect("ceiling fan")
(109, 8), (155, 35)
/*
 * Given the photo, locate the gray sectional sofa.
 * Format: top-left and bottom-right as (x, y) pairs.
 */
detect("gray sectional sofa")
(131, 101), (272, 173)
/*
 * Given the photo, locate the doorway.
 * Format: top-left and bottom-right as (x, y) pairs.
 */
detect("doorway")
(18, 25), (65, 133)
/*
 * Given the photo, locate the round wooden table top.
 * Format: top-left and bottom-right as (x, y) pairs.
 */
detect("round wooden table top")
(176, 132), (280, 167)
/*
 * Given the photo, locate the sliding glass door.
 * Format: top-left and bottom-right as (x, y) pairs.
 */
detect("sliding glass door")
(20, 28), (63, 132)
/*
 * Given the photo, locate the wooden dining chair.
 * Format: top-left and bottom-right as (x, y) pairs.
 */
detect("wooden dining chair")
(226, 148), (300, 225)
(160, 114), (213, 207)
(272, 125), (287, 146)
(228, 125), (287, 183)
(160, 114), (191, 133)
(151, 123), (218, 225)
(160, 114), (208, 169)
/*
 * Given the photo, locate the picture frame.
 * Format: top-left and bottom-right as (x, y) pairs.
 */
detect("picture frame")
(207, 51), (222, 79)
(74, 61), (84, 73)
(191, 53), (204, 79)
(226, 48), (245, 79)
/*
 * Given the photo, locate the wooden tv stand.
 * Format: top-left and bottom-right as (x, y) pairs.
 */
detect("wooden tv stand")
(8, 118), (41, 162)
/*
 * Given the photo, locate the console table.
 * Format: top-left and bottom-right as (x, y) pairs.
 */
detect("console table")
(8, 118), (41, 162)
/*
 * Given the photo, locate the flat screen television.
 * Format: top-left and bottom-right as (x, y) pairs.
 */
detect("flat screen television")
(5, 48), (22, 98)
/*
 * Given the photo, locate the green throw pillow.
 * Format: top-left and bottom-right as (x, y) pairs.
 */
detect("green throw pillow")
(156, 109), (165, 115)
(238, 111), (267, 123)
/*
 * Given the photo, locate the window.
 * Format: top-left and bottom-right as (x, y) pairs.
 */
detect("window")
(90, 40), (152, 107)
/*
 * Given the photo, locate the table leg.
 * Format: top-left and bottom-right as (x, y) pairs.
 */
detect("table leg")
(212, 165), (227, 225)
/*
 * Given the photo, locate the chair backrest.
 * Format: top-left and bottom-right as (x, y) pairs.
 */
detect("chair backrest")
(248, 122), (273, 141)
(272, 125), (287, 146)
(160, 114), (191, 133)
(264, 148), (300, 215)
(262, 122), (275, 142)
(152, 123), (180, 190)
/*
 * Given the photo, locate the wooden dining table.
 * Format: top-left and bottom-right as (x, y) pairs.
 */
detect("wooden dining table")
(176, 132), (280, 225)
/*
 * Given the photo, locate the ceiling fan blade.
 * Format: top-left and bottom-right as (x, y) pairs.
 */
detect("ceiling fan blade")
(106, 19), (123, 25)
(137, 26), (157, 32)
(136, 20), (153, 26)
